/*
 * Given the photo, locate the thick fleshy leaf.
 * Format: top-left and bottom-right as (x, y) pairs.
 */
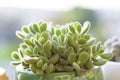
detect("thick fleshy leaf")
(84, 34), (91, 40)
(55, 64), (63, 71)
(92, 45), (97, 57)
(20, 43), (27, 49)
(57, 46), (66, 53)
(41, 32), (49, 41)
(93, 59), (107, 66)
(40, 23), (47, 32)
(85, 61), (94, 70)
(67, 35), (75, 47)
(24, 49), (33, 57)
(33, 23), (39, 32)
(11, 51), (20, 60)
(49, 54), (59, 64)
(100, 53), (113, 60)
(33, 46), (39, 57)
(59, 58), (69, 65)
(16, 31), (25, 39)
(96, 41), (102, 52)
(78, 52), (89, 62)
(31, 64), (37, 73)
(22, 26), (29, 33)
(78, 38), (87, 44)
(81, 21), (91, 34)
(45, 63), (54, 73)
(43, 40), (51, 52)
(69, 25), (76, 34)
(10, 61), (21, 66)
(37, 60), (43, 68)
(29, 25), (36, 34)
(61, 28), (67, 34)
(55, 29), (61, 36)
(46, 51), (52, 58)
(63, 65), (74, 71)
(38, 37), (45, 44)
(36, 69), (44, 75)
(40, 56), (48, 64)
(73, 21), (82, 33)
(24, 38), (34, 47)
(68, 53), (76, 63)
(73, 62), (81, 71)
(41, 63), (48, 71)
(24, 57), (38, 64)
(85, 38), (96, 46)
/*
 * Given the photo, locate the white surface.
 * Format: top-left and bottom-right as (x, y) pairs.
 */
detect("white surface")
(0, 0), (120, 11)
(102, 61), (120, 80)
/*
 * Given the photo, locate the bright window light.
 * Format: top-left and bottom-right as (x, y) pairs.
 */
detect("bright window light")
(0, 0), (120, 11)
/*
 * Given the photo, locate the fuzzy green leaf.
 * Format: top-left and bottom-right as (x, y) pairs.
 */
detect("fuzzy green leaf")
(41, 31), (49, 41)
(40, 23), (47, 32)
(45, 63), (54, 73)
(55, 64), (63, 71)
(68, 53), (76, 63)
(59, 58), (69, 65)
(67, 35), (75, 47)
(20, 43), (27, 49)
(92, 45), (97, 57)
(24, 57), (38, 64)
(16, 31), (25, 39)
(49, 54), (59, 64)
(38, 37), (45, 44)
(31, 64), (37, 73)
(57, 46), (66, 53)
(41, 56), (49, 64)
(43, 40), (51, 52)
(24, 38), (34, 47)
(72, 62), (80, 71)
(22, 26), (29, 33)
(63, 66), (74, 71)
(29, 25), (36, 34)
(93, 59), (107, 66)
(56, 29), (61, 36)
(46, 51), (52, 58)
(24, 49), (33, 57)
(74, 21), (82, 33)
(78, 52), (89, 62)
(33, 46), (39, 57)
(36, 69), (44, 75)
(11, 51), (20, 60)
(10, 61), (21, 66)
(81, 21), (91, 34)
(37, 60), (43, 68)
(78, 38), (87, 44)
(33, 23), (39, 32)
(84, 34), (91, 40)
(85, 38), (96, 47)
(61, 28), (67, 34)
(69, 25), (76, 34)
(100, 53), (113, 60)
(41, 63), (48, 71)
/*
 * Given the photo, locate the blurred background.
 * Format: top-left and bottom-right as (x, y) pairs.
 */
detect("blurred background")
(0, 0), (120, 80)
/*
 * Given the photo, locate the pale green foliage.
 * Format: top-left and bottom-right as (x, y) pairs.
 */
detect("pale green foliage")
(11, 21), (112, 76)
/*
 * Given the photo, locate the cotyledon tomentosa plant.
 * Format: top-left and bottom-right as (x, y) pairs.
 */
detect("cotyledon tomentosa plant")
(11, 21), (112, 76)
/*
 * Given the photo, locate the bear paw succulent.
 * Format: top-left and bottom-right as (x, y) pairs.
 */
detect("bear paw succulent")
(11, 21), (112, 76)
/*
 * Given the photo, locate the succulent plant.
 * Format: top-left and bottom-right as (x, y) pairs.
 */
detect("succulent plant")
(11, 21), (112, 76)
(104, 36), (120, 62)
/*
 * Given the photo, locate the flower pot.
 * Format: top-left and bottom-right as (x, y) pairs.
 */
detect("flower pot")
(102, 61), (120, 80)
(16, 65), (103, 80)
(0, 67), (9, 80)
